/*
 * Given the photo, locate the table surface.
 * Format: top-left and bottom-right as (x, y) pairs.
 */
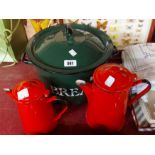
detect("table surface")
(0, 52), (155, 135)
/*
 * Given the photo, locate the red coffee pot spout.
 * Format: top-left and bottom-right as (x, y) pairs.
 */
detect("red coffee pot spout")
(76, 80), (92, 102)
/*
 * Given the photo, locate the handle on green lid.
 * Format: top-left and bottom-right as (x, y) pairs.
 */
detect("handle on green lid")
(64, 24), (74, 44)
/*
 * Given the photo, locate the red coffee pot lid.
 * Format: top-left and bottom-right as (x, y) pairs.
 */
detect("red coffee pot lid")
(93, 63), (137, 92)
(11, 79), (49, 102)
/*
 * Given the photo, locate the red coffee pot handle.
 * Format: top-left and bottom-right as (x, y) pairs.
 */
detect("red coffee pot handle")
(128, 79), (151, 106)
(46, 96), (68, 121)
(54, 106), (68, 121)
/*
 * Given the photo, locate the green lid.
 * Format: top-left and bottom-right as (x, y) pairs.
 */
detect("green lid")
(26, 24), (114, 74)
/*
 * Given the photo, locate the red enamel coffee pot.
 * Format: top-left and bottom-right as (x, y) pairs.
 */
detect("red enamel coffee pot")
(4, 79), (67, 134)
(76, 64), (151, 131)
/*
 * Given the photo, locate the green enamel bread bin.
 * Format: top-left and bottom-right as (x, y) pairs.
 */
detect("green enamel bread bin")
(25, 24), (114, 104)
